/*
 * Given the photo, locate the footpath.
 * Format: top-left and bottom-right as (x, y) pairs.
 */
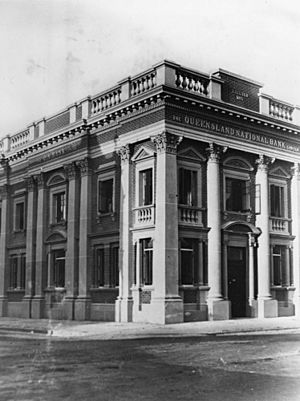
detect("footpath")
(0, 316), (300, 339)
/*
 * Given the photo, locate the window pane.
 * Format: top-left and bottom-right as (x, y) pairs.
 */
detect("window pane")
(15, 202), (25, 230)
(141, 238), (153, 285)
(110, 245), (119, 287)
(226, 178), (248, 212)
(94, 248), (105, 287)
(140, 169), (153, 206)
(181, 251), (194, 285)
(20, 254), (26, 289)
(54, 193), (66, 223)
(53, 250), (65, 287)
(270, 185), (284, 217)
(99, 179), (113, 213)
(9, 256), (18, 288)
(179, 169), (197, 206)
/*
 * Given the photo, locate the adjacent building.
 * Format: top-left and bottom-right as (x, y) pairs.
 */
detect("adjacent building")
(1, 60), (300, 323)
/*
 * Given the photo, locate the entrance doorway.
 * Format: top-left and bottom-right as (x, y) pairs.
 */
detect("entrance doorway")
(227, 247), (246, 318)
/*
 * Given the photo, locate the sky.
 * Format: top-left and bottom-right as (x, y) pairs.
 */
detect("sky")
(0, 0), (299, 138)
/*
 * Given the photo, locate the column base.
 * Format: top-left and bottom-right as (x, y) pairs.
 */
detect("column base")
(115, 297), (133, 322)
(207, 298), (230, 321)
(61, 297), (76, 320)
(20, 296), (33, 318)
(74, 297), (91, 321)
(132, 296), (183, 324)
(254, 298), (278, 318)
(31, 296), (45, 319)
(0, 296), (8, 317)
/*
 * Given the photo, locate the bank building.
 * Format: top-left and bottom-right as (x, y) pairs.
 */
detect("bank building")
(1, 60), (300, 324)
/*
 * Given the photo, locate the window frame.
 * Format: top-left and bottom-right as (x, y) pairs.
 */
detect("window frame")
(223, 170), (251, 213)
(13, 196), (26, 232)
(178, 161), (202, 208)
(140, 238), (153, 286)
(97, 171), (115, 216)
(49, 184), (67, 225)
(135, 158), (154, 208)
(269, 178), (288, 218)
(8, 252), (26, 290)
(50, 249), (66, 288)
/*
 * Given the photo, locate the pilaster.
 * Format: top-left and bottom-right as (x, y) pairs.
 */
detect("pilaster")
(255, 155), (278, 318)
(64, 162), (80, 319)
(150, 131), (184, 324)
(74, 158), (92, 320)
(115, 144), (133, 322)
(31, 173), (47, 318)
(22, 176), (37, 317)
(291, 163), (300, 317)
(206, 143), (230, 320)
(0, 184), (10, 316)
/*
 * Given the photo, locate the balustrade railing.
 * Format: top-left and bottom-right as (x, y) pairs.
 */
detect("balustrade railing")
(10, 129), (30, 150)
(130, 70), (156, 97)
(269, 217), (290, 233)
(269, 101), (293, 121)
(91, 86), (122, 115)
(134, 205), (155, 226)
(178, 205), (204, 225)
(175, 68), (210, 96)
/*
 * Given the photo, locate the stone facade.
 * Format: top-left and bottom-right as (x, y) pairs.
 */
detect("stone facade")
(0, 60), (300, 323)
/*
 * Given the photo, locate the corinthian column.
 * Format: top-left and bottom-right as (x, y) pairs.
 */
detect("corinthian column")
(150, 131), (183, 324)
(255, 155), (277, 318)
(74, 158), (92, 320)
(206, 143), (230, 320)
(0, 184), (10, 316)
(291, 163), (300, 317)
(115, 145), (133, 322)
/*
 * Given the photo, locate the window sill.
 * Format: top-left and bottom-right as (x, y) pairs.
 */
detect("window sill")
(90, 286), (118, 291)
(96, 212), (116, 223)
(50, 221), (67, 228)
(7, 288), (25, 293)
(271, 286), (295, 291)
(13, 229), (26, 234)
(44, 287), (66, 292)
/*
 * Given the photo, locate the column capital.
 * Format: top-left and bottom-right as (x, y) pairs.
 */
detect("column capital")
(64, 162), (77, 180)
(256, 154), (275, 172)
(117, 144), (131, 162)
(26, 176), (36, 191)
(0, 184), (10, 199)
(151, 131), (182, 154)
(76, 158), (91, 176)
(35, 172), (46, 189)
(291, 162), (300, 178)
(206, 142), (227, 162)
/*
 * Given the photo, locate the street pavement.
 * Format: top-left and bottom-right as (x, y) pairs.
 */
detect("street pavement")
(0, 316), (300, 339)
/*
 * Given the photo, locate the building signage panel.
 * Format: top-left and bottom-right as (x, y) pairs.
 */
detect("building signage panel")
(172, 114), (300, 153)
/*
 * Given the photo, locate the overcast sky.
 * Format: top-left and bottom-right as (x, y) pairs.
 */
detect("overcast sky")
(0, 0), (299, 138)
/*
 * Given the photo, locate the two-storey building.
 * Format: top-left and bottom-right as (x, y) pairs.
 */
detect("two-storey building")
(1, 60), (300, 323)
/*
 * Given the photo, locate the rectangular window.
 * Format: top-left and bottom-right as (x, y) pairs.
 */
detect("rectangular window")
(272, 245), (282, 286)
(98, 178), (114, 214)
(52, 250), (65, 288)
(15, 201), (25, 231)
(179, 168), (197, 206)
(9, 255), (18, 289)
(141, 238), (153, 285)
(180, 238), (198, 285)
(139, 169), (153, 206)
(270, 185), (285, 217)
(110, 244), (119, 287)
(94, 248), (105, 287)
(53, 192), (66, 223)
(226, 178), (250, 212)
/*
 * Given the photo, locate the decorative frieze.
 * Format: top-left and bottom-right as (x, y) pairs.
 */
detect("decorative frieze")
(151, 131), (182, 154)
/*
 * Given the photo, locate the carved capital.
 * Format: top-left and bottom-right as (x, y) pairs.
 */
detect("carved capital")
(117, 145), (131, 162)
(291, 162), (300, 178)
(256, 154), (275, 172)
(0, 184), (10, 199)
(35, 173), (46, 189)
(76, 158), (91, 176)
(151, 131), (182, 154)
(64, 162), (77, 179)
(206, 143), (227, 162)
(26, 176), (36, 191)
